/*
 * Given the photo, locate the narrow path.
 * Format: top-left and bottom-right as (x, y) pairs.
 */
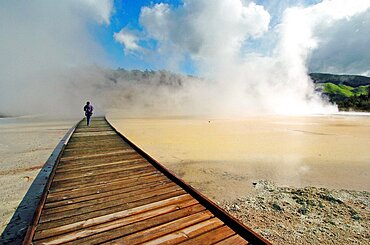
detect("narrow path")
(25, 117), (269, 244)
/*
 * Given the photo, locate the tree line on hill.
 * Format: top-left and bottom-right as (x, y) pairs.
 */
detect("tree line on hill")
(310, 73), (370, 112)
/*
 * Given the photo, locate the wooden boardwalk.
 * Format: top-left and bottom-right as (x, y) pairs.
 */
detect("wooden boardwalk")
(24, 117), (269, 244)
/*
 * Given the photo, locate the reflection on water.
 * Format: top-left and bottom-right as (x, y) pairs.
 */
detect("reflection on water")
(108, 114), (370, 201)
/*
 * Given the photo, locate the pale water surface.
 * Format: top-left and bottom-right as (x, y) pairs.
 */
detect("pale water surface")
(108, 114), (370, 201)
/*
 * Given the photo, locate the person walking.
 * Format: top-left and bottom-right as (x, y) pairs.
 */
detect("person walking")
(83, 101), (94, 126)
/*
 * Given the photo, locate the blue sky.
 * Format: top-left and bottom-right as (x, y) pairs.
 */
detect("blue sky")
(95, 0), (183, 71)
(89, 0), (369, 76)
(94, 0), (324, 74)
(1, 0), (369, 116)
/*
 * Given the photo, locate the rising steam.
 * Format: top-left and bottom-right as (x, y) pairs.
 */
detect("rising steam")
(1, 0), (369, 117)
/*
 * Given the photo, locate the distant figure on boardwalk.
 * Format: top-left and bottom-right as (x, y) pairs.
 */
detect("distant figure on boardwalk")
(83, 101), (94, 126)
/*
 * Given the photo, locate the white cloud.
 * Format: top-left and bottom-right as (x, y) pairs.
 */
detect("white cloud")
(4, 0), (369, 117)
(140, 3), (172, 42)
(309, 0), (370, 20)
(308, 6), (370, 74)
(135, 0), (335, 114)
(276, 0), (370, 84)
(114, 29), (144, 54)
(113, 0), (370, 115)
(140, 0), (270, 62)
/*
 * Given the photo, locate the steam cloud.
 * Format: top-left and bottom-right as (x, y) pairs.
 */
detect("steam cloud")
(0, 0), (114, 117)
(121, 0), (370, 114)
(1, 0), (370, 117)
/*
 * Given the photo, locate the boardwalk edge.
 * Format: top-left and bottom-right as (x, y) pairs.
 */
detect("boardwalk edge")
(0, 120), (79, 245)
(105, 116), (271, 245)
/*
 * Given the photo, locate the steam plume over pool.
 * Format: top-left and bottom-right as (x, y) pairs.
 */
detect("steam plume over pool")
(1, 1), (369, 117)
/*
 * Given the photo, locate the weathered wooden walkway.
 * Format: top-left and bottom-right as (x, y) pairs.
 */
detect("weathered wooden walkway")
(23, 117), (269, 244)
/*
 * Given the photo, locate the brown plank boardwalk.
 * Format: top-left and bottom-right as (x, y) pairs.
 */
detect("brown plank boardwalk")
(24, 117), (270, 244)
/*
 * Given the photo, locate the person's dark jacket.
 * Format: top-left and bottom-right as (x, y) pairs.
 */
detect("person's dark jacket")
(84, 104), (94, 116)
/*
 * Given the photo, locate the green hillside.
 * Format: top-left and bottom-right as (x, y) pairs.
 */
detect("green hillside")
(322, 83), (369, 97)
(323, 83), (354, 97)
(310, 73), (370, 87)
(310, 73), (370, 112)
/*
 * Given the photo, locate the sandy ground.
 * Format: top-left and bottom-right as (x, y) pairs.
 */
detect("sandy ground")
(107, 114), (370, 200)
(107, 113), (370, 244)
(0, 117), (75, 233)
(1, 114), (368, 243)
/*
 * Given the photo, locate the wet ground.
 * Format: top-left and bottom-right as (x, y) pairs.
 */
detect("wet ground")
(108, 114), (370, 201)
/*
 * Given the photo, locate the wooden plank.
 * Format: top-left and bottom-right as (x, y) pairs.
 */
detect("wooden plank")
(37, 189), (187, 228)
(63, 146), (129, 154)
(61, 146), (129, 157)
(36, 204), (205, 244)
(55, 160), (149, 177)
(76, 124), (109, 127)
(40, 191), (192, 233)
(55, 158), (146, 174)
(144, 217), (225, 244)
(50, 167), (158, 189)
(63, 145), (128, 154)
(58, 154), (142, 168)
(34, 194), (195, 240)
(68, 135), (121, 143)
(52, 162), (151, 182)
(44, 179), (173, 209)
(49, 171), (162, 193)
(177, 225), (235, 244)
(57, 154), (144, 169)
(65, 140), (127, 148)
(67, 137), (122, 144)
(50, 166), (158, 190)
(215, 234), (247, 245)
(64, 141), (127, 148)
(58, 152), (142, 166)
(74, 128), (113, 133)
(40, 184), (183, 222)
(66, 136), (124, 143)
(64, 204), (206, 245)
(44, 181), (177, 209)
(72, 131), (117, 137)
(106, 210), (215, 244)
(46, 175), (169, 202)
(57, 153), (143, 169)
(72, 129), (114, 132)
(60, 149), (133, 161)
